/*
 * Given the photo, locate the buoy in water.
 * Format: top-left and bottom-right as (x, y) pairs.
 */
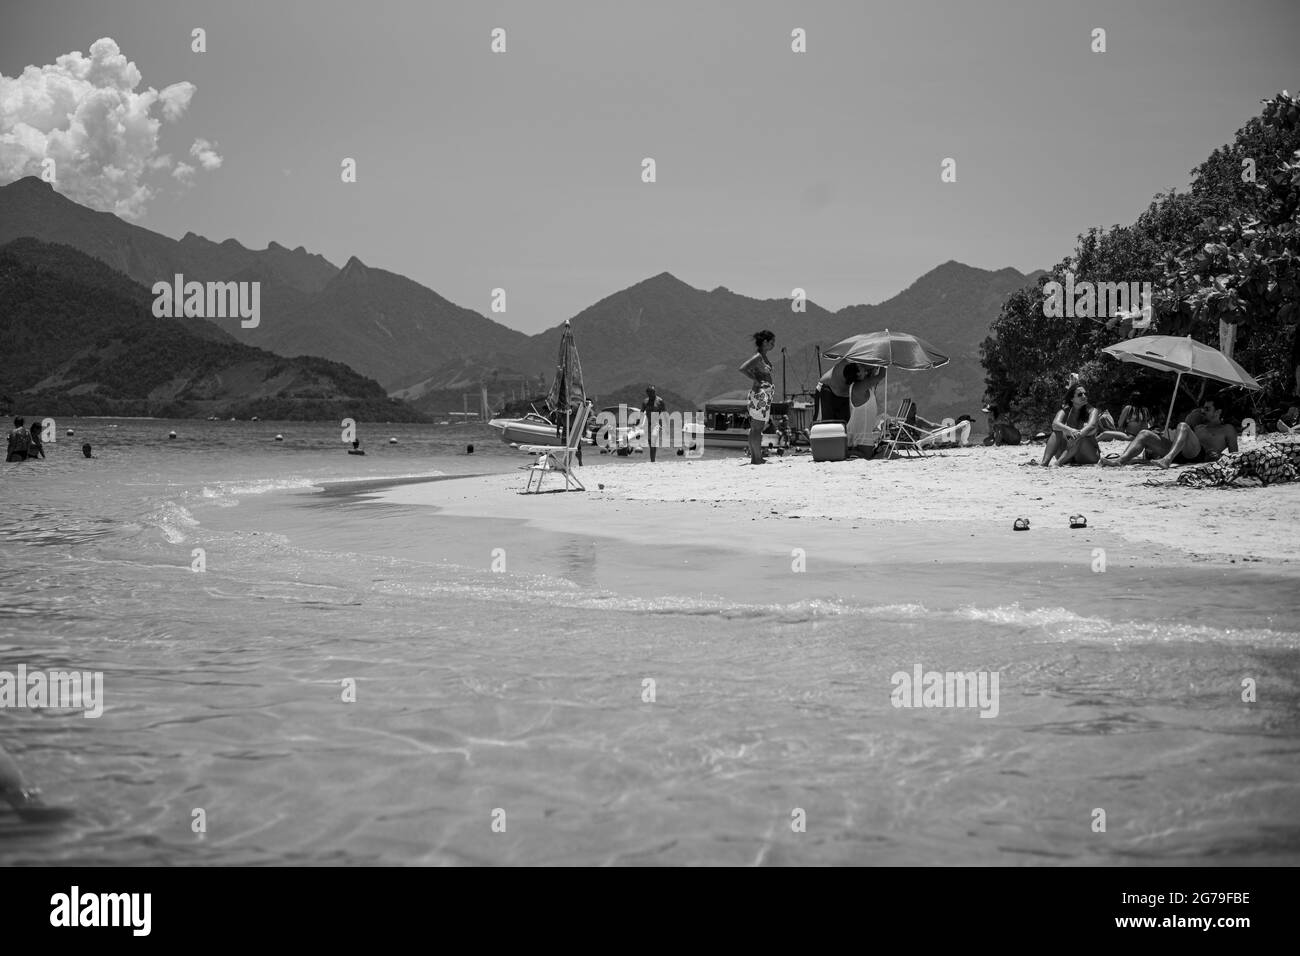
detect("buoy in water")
(466, 444), (474, 454)
(81, 443), (92, 458)
(389, 437), (398, 444)
(168, 430), (177, 439)
(275, 434), (284, 442)
(66, 428), (74, 436)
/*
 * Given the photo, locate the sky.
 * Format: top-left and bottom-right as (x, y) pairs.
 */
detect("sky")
(2, 0), (1297, 333)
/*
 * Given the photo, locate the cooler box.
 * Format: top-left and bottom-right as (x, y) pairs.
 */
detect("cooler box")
(810, 421), (847, 462)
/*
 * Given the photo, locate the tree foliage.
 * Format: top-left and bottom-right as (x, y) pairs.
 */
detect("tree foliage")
(983, 91), (1300, 428)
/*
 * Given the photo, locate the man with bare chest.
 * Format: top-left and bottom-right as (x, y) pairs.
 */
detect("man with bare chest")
(1100, 399), (1238, 468)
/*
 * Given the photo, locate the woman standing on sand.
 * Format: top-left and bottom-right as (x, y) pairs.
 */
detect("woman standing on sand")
(847, 365), (887, 456)
(738, 330), (776, 465)
(1042, 383), (1102, 466)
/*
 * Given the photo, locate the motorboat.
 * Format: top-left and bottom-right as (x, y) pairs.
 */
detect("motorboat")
(702, 391), (785, 451)
(491, 321), (590, 449)
(488, 410), (566, 446)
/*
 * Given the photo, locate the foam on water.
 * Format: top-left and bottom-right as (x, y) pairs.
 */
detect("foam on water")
(198, 470), (447, 501)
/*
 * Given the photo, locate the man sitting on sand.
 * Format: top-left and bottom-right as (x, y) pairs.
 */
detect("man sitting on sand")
(981, 404), (1021, 446)
(1101, 398), (1237, 468)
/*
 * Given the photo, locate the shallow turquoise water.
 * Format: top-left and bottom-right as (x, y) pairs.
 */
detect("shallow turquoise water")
(1, 418), (1298, 865)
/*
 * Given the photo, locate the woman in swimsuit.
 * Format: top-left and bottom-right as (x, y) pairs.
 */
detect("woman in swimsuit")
(1041, 383), (1102, 466)
(846, 365), (886, 457)
(1117, 391), (1153, 438)
(738, 330), (776, 465)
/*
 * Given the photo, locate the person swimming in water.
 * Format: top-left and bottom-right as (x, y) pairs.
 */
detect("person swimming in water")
(27, 420), (45, 459)
(6, 417), (31, 462)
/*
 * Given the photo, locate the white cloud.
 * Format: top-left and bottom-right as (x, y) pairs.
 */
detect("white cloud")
(158, 82), (194, 123)
(189, 137), (222, 170)
(0, 37), (215, 219)
(172, 162), (195, 182)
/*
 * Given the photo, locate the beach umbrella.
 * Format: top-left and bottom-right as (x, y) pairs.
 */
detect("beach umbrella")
(822, 329), (949, 370)
(545, 320), (587, 440)
(822, 329), (949, 420)
(1101, 334), (1261, 432)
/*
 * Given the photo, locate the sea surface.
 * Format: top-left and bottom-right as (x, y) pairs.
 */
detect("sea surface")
(1, 418), (1298, 865)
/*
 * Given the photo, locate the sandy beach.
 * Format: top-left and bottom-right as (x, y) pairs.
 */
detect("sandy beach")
(377, 444), (1300, 571)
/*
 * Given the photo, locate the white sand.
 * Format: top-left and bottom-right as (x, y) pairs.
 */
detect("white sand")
(375, 444), (1300, 569)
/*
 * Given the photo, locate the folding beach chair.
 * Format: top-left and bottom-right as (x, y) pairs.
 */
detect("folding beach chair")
(520, 401), (591, 493)
(879, 398), (952, 459)
(916, 416), (971, 449)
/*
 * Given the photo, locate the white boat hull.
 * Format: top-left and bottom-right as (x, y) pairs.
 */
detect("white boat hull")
(489, 417), (564, 446)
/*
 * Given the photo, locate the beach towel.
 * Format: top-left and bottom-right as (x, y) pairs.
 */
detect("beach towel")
(1171, 440), (1298, 488)
(1268, 435), (1300, 469)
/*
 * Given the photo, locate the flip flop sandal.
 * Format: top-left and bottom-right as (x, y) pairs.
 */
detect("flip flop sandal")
(1013, 517), (1030, 531)
(1069, 514), (1087, 529)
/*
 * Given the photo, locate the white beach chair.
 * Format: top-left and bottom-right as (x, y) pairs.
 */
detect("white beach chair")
(916, 416), (971, 449)
(880, 399), (953, 459)
(520, 401), (591, 493)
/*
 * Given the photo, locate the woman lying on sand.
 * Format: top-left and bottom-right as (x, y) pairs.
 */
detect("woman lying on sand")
(1040, 384), (1101, 466)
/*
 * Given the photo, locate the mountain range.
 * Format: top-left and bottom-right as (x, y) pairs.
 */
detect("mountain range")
(0, 237), (421, 421)
(0, 176), (1042, 420)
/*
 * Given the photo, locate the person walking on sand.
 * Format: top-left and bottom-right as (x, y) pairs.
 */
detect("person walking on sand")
(738, 330), (776, 465)
(1041, 384), (1102, 466)
(641, 385), (666, 462)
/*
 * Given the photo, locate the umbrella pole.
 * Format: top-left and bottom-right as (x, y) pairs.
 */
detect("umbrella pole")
(1163, 371), (1182, 434)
